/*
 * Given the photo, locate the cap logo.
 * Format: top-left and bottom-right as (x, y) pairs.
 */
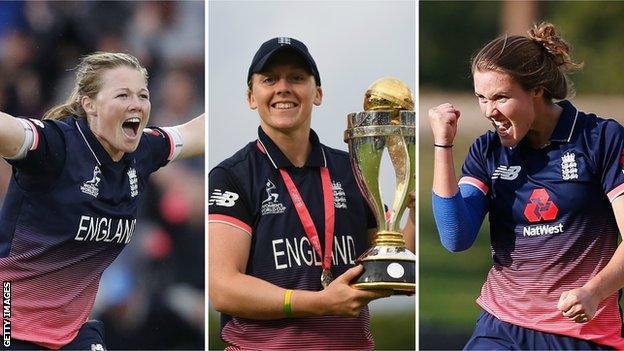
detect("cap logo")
(277, 37), (291, 45)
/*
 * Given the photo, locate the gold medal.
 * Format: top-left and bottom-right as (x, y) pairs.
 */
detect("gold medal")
(321, 269), (333, 289)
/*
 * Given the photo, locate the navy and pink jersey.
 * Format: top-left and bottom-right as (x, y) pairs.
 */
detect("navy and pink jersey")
(208, 127), (377, 350)
(0, 116), (176, 349)
(459, 100), (624, 348)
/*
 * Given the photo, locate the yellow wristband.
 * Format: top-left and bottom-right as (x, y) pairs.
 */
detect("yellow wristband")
(283, 289), (293, 318)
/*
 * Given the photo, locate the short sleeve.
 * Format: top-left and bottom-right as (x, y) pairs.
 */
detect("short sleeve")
(595, 120), (624, 202)
(6, 118), (66, 190)
(140, 127), (176, 174)
(208, 167), (253, 235)
(459, 135), (491, 196)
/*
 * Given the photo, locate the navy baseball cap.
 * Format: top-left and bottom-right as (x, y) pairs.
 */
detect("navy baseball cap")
(247, 37), (321, 86)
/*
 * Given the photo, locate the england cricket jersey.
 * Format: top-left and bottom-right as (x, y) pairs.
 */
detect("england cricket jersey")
(209, 127), (377, 350)
(0, 116), (176, 349)
(459, 100), (624, 348)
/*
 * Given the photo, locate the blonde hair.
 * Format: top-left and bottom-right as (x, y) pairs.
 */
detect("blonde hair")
(43, 52), (148, 120)
(472, 22), (583, 100)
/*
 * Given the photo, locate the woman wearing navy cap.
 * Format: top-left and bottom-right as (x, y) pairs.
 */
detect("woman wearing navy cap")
(209, 37), (415, 350)
(430, 22), (624, 349)
(0, 52), (204, 349)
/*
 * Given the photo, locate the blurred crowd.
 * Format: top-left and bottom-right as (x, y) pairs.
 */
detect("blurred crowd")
(0, 1), (204, 349)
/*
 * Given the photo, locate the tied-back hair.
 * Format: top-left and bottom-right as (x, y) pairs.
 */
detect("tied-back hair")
(471, 22), (583, 100)
(43, 52), (148, 120)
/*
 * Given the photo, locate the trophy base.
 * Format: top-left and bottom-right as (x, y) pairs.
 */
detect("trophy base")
(350, 245), (415, 295)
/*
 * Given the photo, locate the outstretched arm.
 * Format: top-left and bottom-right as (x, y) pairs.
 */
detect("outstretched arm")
(0, 111), (27, 158)
(173, 113), (204, 160)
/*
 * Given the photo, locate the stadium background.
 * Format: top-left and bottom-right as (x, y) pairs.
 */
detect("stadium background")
(208, 1), (415, 350)
(0, 2), (204, 349)
(420, 1), (624, 349)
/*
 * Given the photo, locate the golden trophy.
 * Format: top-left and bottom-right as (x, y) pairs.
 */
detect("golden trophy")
(344, 77), (415, 294)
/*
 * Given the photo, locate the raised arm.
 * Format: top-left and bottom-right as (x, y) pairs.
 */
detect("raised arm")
(173, 113), (204, 160)
(429, 103), (487, 252)
(209, 222), (391, 319)
(429, 103), (461, 196)
(0, 111), (27, 158)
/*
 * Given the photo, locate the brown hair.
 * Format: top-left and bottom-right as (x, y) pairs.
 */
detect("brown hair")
(43, 52), (148, 120)
(471, 22), (583, 100)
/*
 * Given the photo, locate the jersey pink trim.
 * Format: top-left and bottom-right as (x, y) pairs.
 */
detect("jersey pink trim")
(607, 183), (624, 202)
(256, 140), (267, 154)
(160, 128), (176, 161)
(209, 214), (252, 236)
(24, 119), (40, 150)
(458, 176), (489, 195)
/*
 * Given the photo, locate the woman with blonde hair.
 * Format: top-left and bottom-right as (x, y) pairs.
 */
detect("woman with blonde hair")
(0, 52), (204, 349)
(430, 22), (624, 349)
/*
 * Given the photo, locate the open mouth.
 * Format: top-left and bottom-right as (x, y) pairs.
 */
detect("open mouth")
(122, 117), (141, 138)
(271, 102), (298, 110)
(493, 120), (512, 137)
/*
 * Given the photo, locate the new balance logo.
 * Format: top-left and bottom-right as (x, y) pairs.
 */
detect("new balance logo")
(278, 37), (291, 45)
(492, 165), (521, 180)
(209, 189), (239, 207)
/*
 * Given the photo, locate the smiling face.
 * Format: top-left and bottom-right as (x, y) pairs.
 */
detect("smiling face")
(473, 69), (542, 147)
(247, 51), (322, 138)
(82, 66), (151, 161)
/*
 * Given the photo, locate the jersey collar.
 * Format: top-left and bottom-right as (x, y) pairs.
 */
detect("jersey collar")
(549, 100), (579, 143)
(256, 126), (327, 169)
(75, 117), (133, 165)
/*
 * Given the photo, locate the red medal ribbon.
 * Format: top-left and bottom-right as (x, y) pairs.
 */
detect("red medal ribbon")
(279, 167), (335, 276)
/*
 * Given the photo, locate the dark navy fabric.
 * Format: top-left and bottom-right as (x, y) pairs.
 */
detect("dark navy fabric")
(457, 100), (624, 347)
(465, 310), (613, 350)
(209, 126), (377, 338)
(209, 128), (376, 290)
(0, 115), (173, 347)
(0, 116), (171, 257)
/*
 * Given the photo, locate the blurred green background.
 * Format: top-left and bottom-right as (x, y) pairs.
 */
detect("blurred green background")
(420, 1), (624, 350)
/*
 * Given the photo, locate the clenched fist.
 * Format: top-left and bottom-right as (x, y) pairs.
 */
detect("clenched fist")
(557, 286), (599, 324)
(428, 103), (461, 146)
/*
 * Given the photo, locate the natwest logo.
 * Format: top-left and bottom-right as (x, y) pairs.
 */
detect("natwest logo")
(523, 188), (558, 222)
